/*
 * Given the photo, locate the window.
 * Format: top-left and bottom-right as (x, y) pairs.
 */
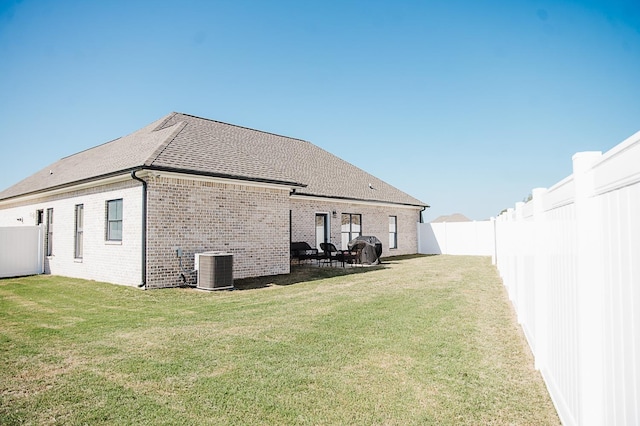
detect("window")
(341, 213), (361, 248)
(46, 208), (53, 256)
(36, 209), (43, 225)
(75, 204), (84, 259)
(106, 199), (123, 241)
(389, 216), (398, 249)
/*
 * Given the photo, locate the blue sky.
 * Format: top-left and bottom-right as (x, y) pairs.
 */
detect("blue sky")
(1, 0), (639, 221)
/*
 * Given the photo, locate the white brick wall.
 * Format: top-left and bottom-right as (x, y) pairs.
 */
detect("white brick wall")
(0, 180), (143, 286)
(290, 198), (421, 256)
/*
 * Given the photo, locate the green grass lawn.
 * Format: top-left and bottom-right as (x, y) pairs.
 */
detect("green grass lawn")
(0, 255), (559, 425)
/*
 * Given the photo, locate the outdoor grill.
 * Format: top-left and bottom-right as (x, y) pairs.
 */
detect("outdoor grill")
(348, 236), (383, 265)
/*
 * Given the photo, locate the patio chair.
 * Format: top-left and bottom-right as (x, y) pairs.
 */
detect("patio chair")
(319, 242), (339, 266)
(319, 242), (355, 267)
(347, 241), (367, 266)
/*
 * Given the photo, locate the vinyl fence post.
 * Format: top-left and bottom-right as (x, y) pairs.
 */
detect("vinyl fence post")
(531, 187), (548, 371)
(573, 151), (604, 426)
(514, 202), (525, 321)
(490, 217), (496, 265)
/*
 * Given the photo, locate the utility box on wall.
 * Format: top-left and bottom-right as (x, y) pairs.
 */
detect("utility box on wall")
(195, 251), (233, 290)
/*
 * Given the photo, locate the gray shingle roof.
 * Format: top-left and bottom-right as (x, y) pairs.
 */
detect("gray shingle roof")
(0, 112), (427, 207)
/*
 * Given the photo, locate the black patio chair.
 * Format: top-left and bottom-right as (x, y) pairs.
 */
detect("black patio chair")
(347, 241), (367, 266)
(319, 242), (355, 267)
(319, 242), (339, 266)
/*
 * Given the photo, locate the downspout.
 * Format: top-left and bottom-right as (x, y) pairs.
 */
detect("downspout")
(131, 170), (147, 289)
(418, 206), (428, 254)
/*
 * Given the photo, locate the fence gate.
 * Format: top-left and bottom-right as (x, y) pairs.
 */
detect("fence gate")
(0, 226), (43, 278)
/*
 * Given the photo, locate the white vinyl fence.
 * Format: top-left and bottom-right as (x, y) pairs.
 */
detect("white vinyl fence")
(418, 220), (495, 256)
(494, 131), (640, 426)
(0, 226), (43, 278)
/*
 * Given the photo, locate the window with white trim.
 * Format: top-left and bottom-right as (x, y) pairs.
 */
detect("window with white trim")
(341, 213), (361, 248)
(46, 208), (53, 256)
(106, 199), (123, 241)
(75, 204), (84, 258)
(389, 216), (398, 249)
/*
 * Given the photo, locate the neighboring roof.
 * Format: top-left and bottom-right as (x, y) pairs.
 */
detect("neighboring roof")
(0, 112), (427, 207)
(431, 213), (471, 223)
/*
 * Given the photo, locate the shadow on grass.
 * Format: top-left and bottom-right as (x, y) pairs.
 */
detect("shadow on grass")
(234, 263), (386, 290)
(234, 254), (440, 290)
(381, 253), (438, 263)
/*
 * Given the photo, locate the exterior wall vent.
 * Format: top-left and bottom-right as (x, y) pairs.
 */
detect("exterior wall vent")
(195, 251), (233, 290)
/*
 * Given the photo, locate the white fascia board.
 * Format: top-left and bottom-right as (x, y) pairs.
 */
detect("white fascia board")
(290, 193), (423, 210)
(0, 174), (133, 207)
(141, 170), (300, 191)
(0, 171), (300, 208)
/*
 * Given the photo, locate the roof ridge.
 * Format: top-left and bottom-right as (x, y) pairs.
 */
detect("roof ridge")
(153, 112), (178, 132)
(173, 112), (310, 143)
(144, 121), (188, 166)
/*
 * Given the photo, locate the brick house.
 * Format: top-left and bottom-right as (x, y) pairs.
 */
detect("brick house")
(0, 113), (428, 288)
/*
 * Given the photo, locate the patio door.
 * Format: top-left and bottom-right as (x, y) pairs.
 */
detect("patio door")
(315, 213), (329, 252)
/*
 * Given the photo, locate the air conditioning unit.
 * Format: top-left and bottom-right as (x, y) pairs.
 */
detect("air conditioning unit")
(195, 251), (233, 290)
